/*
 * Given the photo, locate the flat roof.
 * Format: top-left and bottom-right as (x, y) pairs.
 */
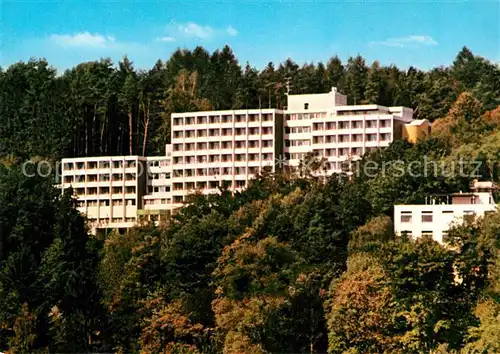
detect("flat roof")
(61, 155), (146, 162)
(171, 108), (282, 117)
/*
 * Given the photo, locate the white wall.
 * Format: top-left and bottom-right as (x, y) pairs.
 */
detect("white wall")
(287, 88), (346, 111)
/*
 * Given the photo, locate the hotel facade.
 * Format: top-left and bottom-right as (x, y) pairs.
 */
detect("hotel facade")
(61, 87), (423, 233)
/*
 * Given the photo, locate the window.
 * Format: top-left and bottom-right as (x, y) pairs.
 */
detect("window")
(304, 103), (309, 110)
(352, 134), (363, 142)
(234, 167), (245, 175)
(126, 186), (136, 194)
(313, 136), (324, 144)
(326, 149), (336, 157)
(338, 135), (349, 143)
(326, 136), (336, 144)
(352, 121), (363, 129)
(209, 167), (220, 176)
(422, 231), (433, 237)
(421, 212), (433, 223)
(401, 230), (413, 237)
(367, 134), (377, 142)
(339, 122), (349, 130)
(366, 120), (376, 128)
(400, 212), (412, 223)
(313, 123), (324, 131)
(351, 147), (362, 155)
(197, 168), (207, 176)
(262, 140), (273, 148)
(464, 210), (476, 222)
(235, 141), (246, 149)
(288, 139), (310, 147)
(339, 148), (349, 156)
(248, 153), (258, 161)
(380, 120), (390, 128)
(235, 128), (246, 135)
(262, 127), (273, 135)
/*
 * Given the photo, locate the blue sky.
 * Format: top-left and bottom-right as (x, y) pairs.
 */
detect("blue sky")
(1, 0), (498, 73)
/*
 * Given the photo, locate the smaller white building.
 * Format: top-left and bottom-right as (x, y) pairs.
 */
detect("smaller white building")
(394, 181), (497, 244)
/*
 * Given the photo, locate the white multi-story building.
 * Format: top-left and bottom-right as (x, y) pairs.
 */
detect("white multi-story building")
(61, 145), (173, 234)
(284, 88), (413, 173)
(394, 181), (497, 244)
(169, 87), (416, 204)
(61, 155), (148, 234)
(62, 87), (423, 233)
(170, 109), (284, 208)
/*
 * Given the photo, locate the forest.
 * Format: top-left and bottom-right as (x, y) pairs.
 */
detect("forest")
(0, 46), (499, 353)
(0, 46), (499, 159)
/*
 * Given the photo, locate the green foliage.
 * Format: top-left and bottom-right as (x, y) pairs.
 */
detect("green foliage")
(0, 162), (108, 352)
(348, 215), (394, 253)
